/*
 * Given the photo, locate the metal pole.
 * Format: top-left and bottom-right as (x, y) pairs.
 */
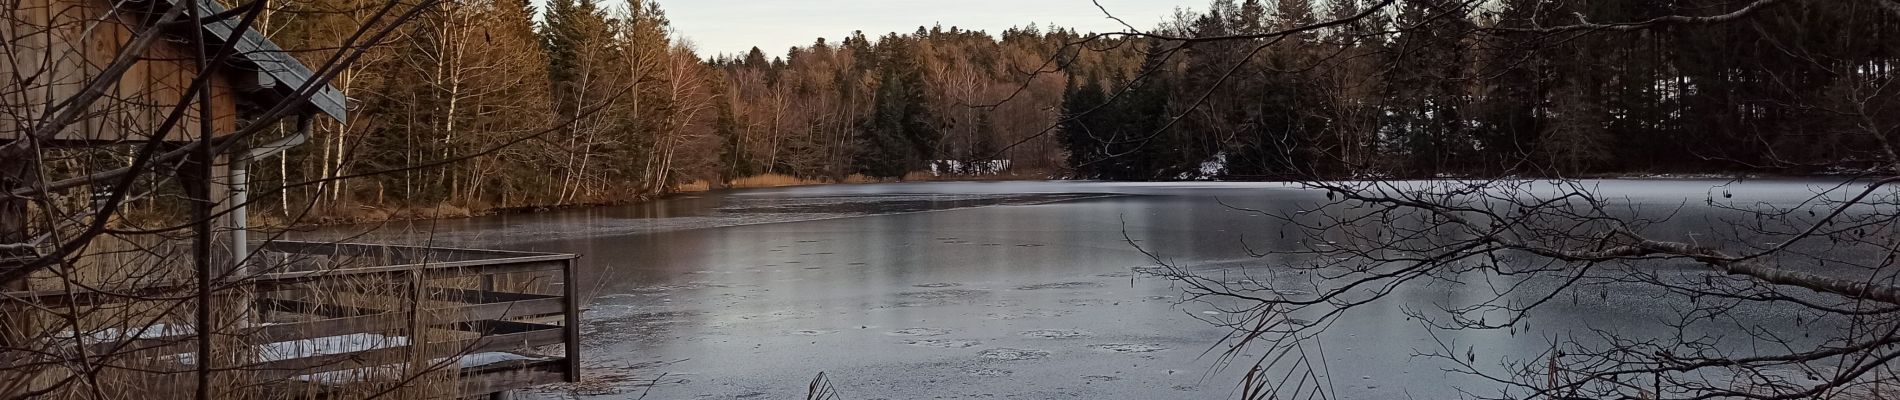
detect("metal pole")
(232, 113), (311, 272)
(230, 158), (248, 267)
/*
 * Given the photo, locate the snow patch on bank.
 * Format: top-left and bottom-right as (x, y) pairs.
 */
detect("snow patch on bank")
(1174, 152), (1227, 180)
(927, 159), (1012, 176)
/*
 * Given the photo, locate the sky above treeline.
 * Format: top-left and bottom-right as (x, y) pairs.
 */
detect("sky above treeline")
(532, 0), (1188, 57)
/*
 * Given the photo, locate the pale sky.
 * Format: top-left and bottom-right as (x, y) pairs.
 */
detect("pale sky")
(535, 1), (1192, 58)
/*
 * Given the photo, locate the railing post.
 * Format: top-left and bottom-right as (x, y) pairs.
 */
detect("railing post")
(561, 258), (581, 382)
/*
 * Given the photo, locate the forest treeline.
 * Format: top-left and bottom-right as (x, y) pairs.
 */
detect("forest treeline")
(1061, 0), (1899, 180)
(252, 0), (1898, 217)
(259, 0), (1120, 218)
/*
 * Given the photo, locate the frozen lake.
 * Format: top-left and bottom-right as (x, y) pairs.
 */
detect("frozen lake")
(310, 179), (1872, 399)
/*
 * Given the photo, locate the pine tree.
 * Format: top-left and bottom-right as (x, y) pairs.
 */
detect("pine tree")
(541, 0), (615, 120)
(540, 0), (626, 202)
(853, 35), (938, 178)
(1540, 77), (1612, 174)
(1059, 75), (1108, 177)
(1381, 0), (1474, 176)
(470, 0), (557, 206)
(1093, 46), (1189, 180)
(1468, 0), (1552, 172)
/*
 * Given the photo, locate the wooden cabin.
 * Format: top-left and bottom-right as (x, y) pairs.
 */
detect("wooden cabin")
(1, 1), (580, 398)
(0, 0), (346, 144)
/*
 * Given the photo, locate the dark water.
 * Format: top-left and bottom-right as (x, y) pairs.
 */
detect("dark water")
(308, 180), (1871, 399)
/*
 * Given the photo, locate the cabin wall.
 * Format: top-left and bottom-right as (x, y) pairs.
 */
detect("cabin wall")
(3, 0), (247, 293)
(1, 0), (241, 143)
(3, 1), (245, 385)
(0, 3), (292, 398)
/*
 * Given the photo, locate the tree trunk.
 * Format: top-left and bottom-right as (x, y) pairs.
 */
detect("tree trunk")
(0, 156), (31, 248)
(0, 152), (34, 374)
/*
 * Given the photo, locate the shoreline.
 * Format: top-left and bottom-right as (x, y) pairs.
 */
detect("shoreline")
(289, 170), (1063, 227)
(286, 172), (1885, 228)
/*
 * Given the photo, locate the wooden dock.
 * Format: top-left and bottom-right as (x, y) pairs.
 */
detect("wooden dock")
(2, 240), (583, 398)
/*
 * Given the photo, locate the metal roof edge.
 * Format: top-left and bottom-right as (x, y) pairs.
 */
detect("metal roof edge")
(149, 0), (348, 123)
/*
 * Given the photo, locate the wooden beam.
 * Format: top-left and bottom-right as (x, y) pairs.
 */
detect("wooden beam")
(255, 298), (387, 318)
(257, 241), (569, 261)
(4, 258), (572, 305)
(453, 319), (553, 336)
(561, 258), (580, 383)
(250, 259), (570, 286)
(422, 287), (554, 304)
(251, 297), (564, 343)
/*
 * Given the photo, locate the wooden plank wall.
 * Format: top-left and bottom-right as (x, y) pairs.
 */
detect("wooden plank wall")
(1, 5), (247, 398)
(2, 0), (242, 292)
(2, 0), (240, 143)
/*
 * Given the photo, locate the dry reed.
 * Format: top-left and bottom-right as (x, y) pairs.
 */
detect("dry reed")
(726, 173), (832, 188)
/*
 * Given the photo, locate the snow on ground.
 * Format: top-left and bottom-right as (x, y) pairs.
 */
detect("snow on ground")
(1167, 152), (1226, 180)
(55, 323), (193, 344)
(261, 332), (409, 362)
(291, 351), (550, 385)
(87, 326), (548, 384)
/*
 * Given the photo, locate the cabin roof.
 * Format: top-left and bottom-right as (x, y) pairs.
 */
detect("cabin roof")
(145, 0), (348, 123)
